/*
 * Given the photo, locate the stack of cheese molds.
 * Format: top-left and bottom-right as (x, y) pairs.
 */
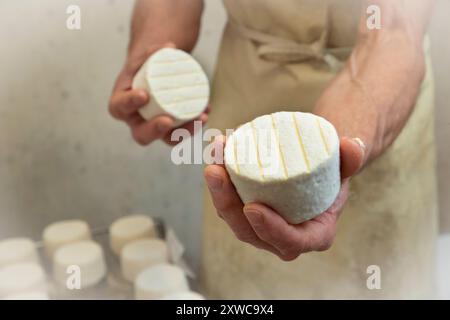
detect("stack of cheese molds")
(42, 220), (107, 292)
(0, 238), (48, 299)
(224, 111), (341, 224)
(109, 215), (204, 300)
(0, 215), (204, 299)
(132, 48), (210, 126)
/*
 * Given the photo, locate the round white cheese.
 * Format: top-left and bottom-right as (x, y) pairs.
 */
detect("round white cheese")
(224, 111), (340, 224)
(109, 215), (157, 256)
(134, 264), (189, 300)
(0, 238), (39, 268)
(4, 291), (49, 300)
(53, 240), (106, 289)
(42, 220), (91, 258)
(121, 239), (169, 282)
(160, 291), (205, 300)
(132, 48), (210, 126)
(0, 263), (46, 297)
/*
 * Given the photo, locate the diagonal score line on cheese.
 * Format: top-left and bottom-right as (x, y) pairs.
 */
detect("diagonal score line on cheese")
(162, 96), (209, 107)
(232, 135), (240, 174)
(149, 71), (203, 79)
(154, 83), (209, 93)
(292, 113), (311, 173)
(250, 121), (265, 181)
(270, 114), (288, 179)
(223, 112), (341, 224)
(316, 118), (330, 155)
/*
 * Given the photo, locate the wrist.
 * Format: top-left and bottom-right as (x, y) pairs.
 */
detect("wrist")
(313, 68), (380, 166)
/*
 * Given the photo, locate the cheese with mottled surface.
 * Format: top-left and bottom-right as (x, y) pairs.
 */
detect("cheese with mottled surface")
(132, 48), (209, 126)
(224, 111), (340, 224)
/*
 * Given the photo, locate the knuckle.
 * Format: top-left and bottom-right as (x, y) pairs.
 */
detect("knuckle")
(279, 251), (300, 262)
(108, 102), (119, 119)
(132, 130), (148, 146)
(235, 232), (256, 244)
(125, 59), (141, 74)
(215, 210), (225, 220)
(316, 236), (335, 252)
(211, 199), (232, 212)
(214, 202), (229, 212)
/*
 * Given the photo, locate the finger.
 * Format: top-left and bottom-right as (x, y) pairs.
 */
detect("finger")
(164, 42), (176, 49)
(340, 137), (365, 179)
(109, 89), (149, 119)
(243, 203), (311, 260)
(163, 112), (209, 146)
(295, 180), (350, 249)
(210, 135), (226, 165)
(124, 112), (145, 128)
(204, 165), (244, 220)
(204, 165), (280, 255)
(131, 115), (174, 146)
(243, 180), (350, 259)
(322, 179), (350, 217)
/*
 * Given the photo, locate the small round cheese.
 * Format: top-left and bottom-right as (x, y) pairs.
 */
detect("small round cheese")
(0, 238), (39, 268)
(134, 264), (189, 300)
(161, 291), (205, 300)
(109, 215), (157, 256)
(0, 263), (46, 297)
(53, 241), (106, 289)
(224, 111), (340, 224)
(43, 220), (91, 258)
(121, 239), (169, 282)
(132, 48), (210, 126)
(4, 291), (49, 300)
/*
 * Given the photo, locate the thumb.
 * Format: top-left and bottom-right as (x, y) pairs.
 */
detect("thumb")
(340, 137), (366, 179)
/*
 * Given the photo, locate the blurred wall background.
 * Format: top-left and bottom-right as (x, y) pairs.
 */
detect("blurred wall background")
(430, 0), (450, 233)
(0, 0), (226, 272)
(0, 0), (448, 278)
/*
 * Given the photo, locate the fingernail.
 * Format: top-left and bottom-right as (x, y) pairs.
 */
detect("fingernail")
(243, 207), (263, 225)
(205, 174), (223, 191)
(353, 137), (366, 151)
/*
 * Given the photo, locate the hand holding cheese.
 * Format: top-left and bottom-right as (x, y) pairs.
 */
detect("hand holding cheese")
(205, 112), (365, 260)
(109, 43), (209, 147)
(224, 112), (340, 224)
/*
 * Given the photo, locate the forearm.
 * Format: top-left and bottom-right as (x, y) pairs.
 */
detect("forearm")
(128, 0), (203, 57)
(314, 0), (435, 164)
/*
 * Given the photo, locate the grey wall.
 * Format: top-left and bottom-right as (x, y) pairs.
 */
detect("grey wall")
(430, 0), (450, 232)
(0, 0), (225, 272)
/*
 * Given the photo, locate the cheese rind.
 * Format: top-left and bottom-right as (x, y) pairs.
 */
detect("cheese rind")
(132, 48), (209, 126)
(120, 239), (169, 282)
(42, 220), (91, 258)
(53, 240), (106, 289)
(0, 238), (39, 268)
(134, 264), (189, 300)
(109, 215), (157, 255)
(224, 111), (340, 224)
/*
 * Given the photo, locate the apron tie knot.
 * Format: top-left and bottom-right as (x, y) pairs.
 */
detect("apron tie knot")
(230, 20), (351, 72)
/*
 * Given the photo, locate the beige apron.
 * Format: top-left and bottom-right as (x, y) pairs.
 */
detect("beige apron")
(201, 0), (438, 299)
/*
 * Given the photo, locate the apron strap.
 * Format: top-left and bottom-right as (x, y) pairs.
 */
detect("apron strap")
(229, 20), (352, 72)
